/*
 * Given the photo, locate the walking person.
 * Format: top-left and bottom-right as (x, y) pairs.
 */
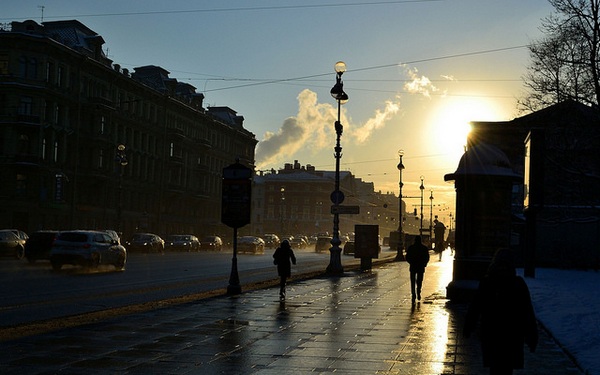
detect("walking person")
(463, 248), (538, 375)
(433, 216), (446, 261)
(273, 239), (296, 300)
(405, 235), (430, 304)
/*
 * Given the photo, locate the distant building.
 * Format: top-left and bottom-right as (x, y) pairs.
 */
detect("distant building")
(0, 20), (257, 237)
(469, 100), (600, 268)
(251, 160), (402, 238)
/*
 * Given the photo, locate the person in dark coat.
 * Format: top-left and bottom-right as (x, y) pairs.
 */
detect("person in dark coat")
(273, 239), (296, 300)
(405, 235), (430, 304)
(463, 248), (538, 375)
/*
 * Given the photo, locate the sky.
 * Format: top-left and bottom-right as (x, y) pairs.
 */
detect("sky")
(2, 0), (558, 224)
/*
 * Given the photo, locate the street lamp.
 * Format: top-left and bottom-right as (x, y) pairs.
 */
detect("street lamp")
(429, 189), (434, 248)
(419, 176), (424, 235)
(395, 149), (405, 261)
(327, 61), (348, 275)
(280, 186), (285, 234)
(116, 144), (128, 234)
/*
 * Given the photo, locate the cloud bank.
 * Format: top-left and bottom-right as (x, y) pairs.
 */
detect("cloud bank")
(255, 89), (400, 169)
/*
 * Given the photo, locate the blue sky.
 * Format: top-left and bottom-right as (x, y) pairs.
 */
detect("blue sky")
(3, 0), (556, 222)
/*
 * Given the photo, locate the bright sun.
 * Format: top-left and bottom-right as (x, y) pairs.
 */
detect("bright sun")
(430, 97), (504, 160)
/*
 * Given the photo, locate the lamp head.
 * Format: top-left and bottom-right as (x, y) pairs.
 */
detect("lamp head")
(334, 61), (346, 74)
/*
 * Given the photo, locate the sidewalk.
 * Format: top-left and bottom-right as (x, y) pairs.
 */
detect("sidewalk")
(0, 254), (583, 374)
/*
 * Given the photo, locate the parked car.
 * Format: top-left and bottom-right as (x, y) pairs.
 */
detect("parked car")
(315, 236), (333, 253)
(50, 230), (127, 271)
(290, 236), (308, 249)
(125, 233), (165, 253)
(343, 241), (355, 255)
(262, 234), (280, 248)
(24, 230), (59, 263)
(165, 234), (200, 252)
(237, 236), (265, 254)
(104, 230), (122, 244)
(200, 235), (223, 251)
(0, 229), (26, 259)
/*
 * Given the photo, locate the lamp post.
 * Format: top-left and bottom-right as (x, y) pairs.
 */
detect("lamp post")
(419, 176), (425, 235)
(280, 186), (285, 234)
(327, 61), (348, 275)
(395, 149), (405, 261)
(116, 144), (128, 234)
(429, 189), (434, 248)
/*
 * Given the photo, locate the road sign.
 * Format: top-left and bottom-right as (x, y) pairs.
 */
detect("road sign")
(330, 205), (360, 215)
(221, 161), (252, 228)
(330, 190), (345, 205)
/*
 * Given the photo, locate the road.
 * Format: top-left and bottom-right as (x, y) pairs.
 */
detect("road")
(0, 247), (381, 330)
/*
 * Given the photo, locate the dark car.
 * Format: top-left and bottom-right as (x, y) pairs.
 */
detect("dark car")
(200, 235), (223, 251)
(290, 237), (308, 249)
(125, 233), (165, 253)
(343, 241), (355, 255)
(24, 230), (59, 263)
(0, 229), (26, 259)
(315, 236), (332, 253)
(50, 230), (127, 271)
(262, 234), (280, 248)
(237, 236), (265, 254)
(165, 234), (200, 252)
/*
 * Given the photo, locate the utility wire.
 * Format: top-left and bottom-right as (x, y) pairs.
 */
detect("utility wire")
(1, 0), (444, 21)
(199, 45), (530, 93)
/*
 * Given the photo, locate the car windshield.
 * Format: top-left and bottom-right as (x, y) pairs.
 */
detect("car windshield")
(132, 234), (152, 241)
(167, 235), (188, 241)
(57, 232), (88, 242)
(0, 230), (18, 241)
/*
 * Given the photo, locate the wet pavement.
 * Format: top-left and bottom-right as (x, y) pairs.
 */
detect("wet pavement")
(0, 254), (583, 374)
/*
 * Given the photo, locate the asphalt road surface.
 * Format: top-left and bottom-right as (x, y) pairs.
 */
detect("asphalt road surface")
(0, 247), (376, 332)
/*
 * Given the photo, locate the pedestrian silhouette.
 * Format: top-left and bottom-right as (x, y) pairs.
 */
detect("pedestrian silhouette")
(433, 216), (446, 261)
(463, 248), (538, 375)
(405, 235), (430, 304)
(273, 239), (296, 300)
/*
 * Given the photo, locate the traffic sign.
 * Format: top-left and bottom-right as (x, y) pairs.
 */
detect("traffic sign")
(221, 161), (252, 228)
(330, 205), (360, 214)
(330, 190), (345, 204)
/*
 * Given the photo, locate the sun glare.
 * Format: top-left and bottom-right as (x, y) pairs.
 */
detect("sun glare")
(430, 97), (504, 160)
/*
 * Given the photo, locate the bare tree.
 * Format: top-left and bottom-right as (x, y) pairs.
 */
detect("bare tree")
(520, 0), (600, 112)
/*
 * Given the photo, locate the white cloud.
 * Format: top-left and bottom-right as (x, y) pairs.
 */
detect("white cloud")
(403, 66), (439, 98)
(255, 89), (401, 169)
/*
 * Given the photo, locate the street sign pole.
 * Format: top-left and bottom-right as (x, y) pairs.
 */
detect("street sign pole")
(221, 159), (252, 295)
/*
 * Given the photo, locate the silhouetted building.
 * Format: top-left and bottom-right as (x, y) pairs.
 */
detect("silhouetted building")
(252, 161), (400, 237)
(469, 100), (600, 269)
(0, 20), (257, 237)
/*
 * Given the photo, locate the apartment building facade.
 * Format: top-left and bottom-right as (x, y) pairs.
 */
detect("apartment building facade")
(0, 20), (257, 238)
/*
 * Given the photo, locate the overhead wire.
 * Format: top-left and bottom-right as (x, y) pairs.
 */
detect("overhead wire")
(1, 0), (445, 21)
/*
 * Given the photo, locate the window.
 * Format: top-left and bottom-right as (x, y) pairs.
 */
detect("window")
(18, 56), (27, 78)
(28, 58), (37, 79)
(46, 61), (55, 83)
(100, 116), (105, 134)
(0, 54), (8, 75)
(17, 134), (29, 154)
(53, 141), (59, 162)
(18, 96), (33, 115)
(57, 66), (63, 87)
(16, 174), (27, 196)
(98, 149), (104, 168)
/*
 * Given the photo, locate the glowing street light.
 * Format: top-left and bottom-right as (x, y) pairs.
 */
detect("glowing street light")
(327, 61), (348, 275)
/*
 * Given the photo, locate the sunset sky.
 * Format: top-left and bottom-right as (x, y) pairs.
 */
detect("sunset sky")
(3, 0), (557, 222)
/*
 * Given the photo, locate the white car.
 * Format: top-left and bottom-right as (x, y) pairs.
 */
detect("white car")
(50, 230), (127, 271)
